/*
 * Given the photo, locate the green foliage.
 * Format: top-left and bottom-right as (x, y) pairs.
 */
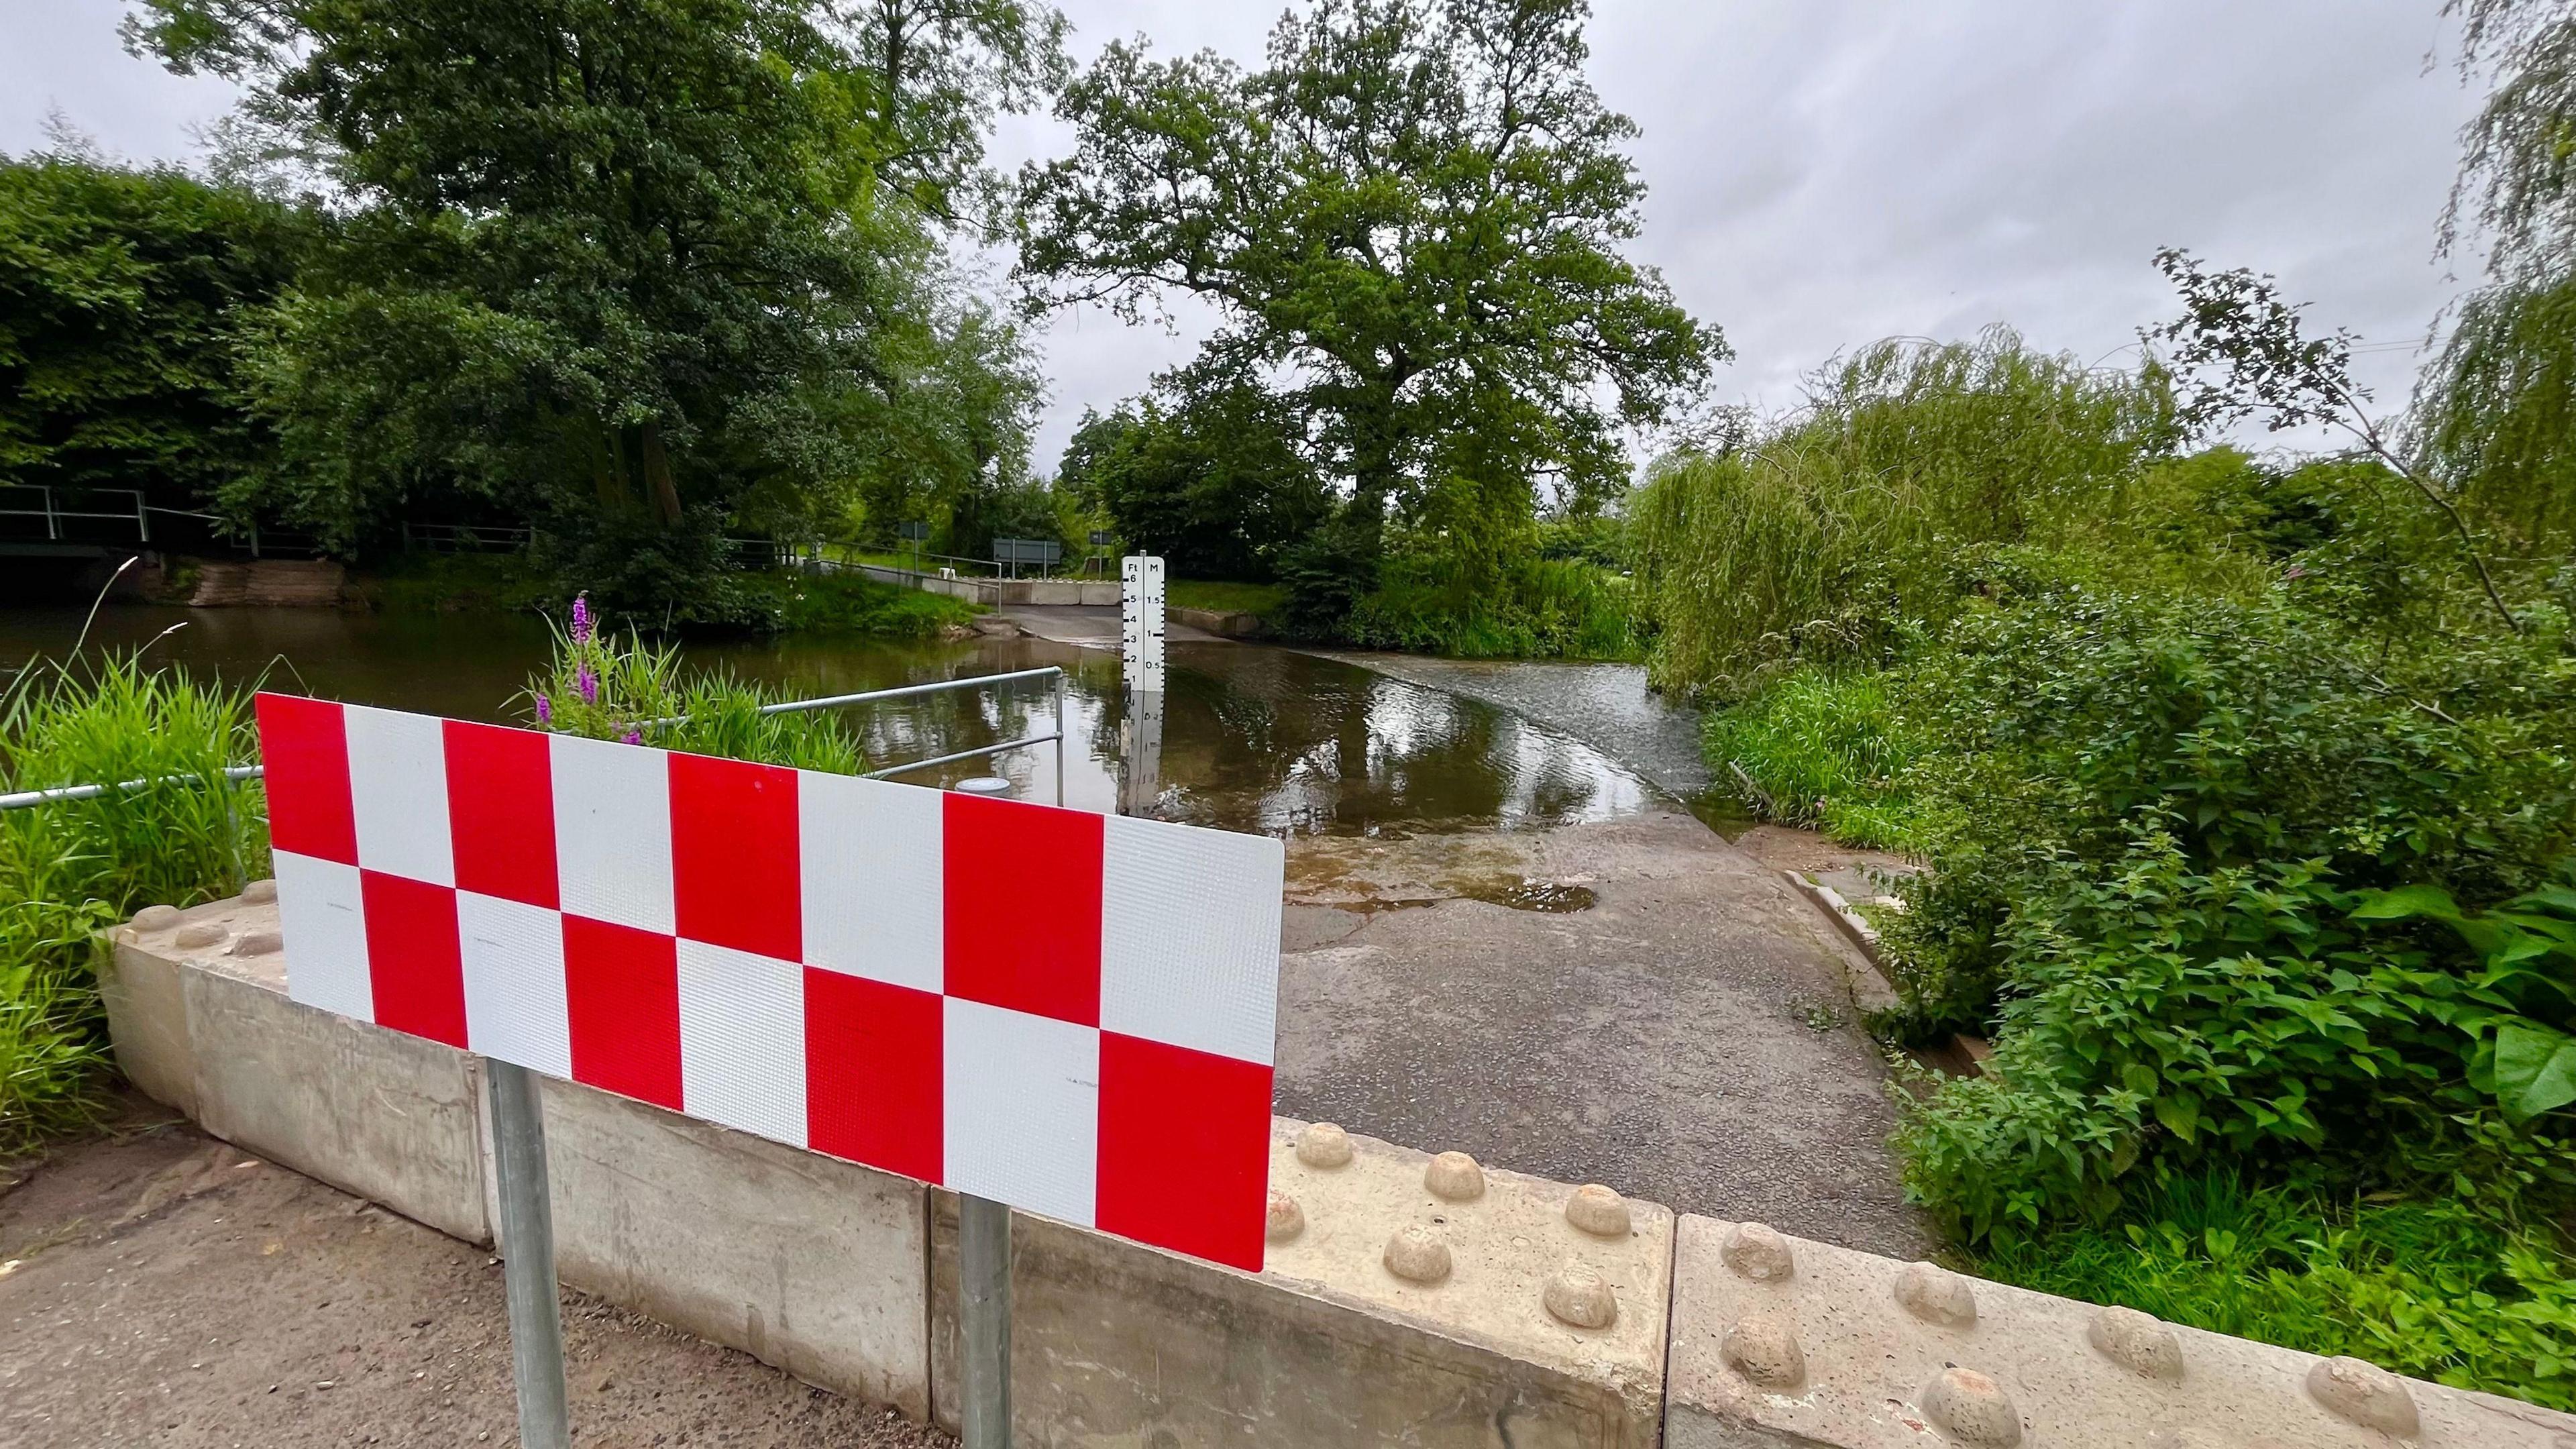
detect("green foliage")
(0, 152), (308, 517)
(741, 570), (977, 638)
(1020, 0), (1719, 602)
(1975, 1171), (2576, 1411)
(1342, 550), (1636, 660)
(0, 655), (267, 1155)
(529, 608), (868, 771)
(2416, 275), (2576, 554)
(129, 0), (1053, 602)
(2355, 869), (2576, 1122)
(1629, 328), (2178, 696)
(1699, 667), (1925, 850)
(1059, 368), (1330, 580)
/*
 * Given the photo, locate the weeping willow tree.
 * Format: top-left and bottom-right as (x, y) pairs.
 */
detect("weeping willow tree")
(1627, 327), (2180, 696)
(2414, 0), (2576, 555)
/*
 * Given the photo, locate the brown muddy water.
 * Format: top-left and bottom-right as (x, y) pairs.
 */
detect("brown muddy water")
(0, 604), (1655, 839)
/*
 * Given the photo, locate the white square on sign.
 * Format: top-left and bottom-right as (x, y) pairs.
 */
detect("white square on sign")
(943, 998), (1098, 1226)
(676, 938), (806, 1148)
(1098, 814), (1281, 1065)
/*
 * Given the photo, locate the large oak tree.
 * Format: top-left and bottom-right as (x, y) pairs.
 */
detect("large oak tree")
(1015, 0), (1722, 547)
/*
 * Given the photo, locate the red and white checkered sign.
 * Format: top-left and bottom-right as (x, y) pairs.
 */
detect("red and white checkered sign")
(256, 693), (1284, 1270)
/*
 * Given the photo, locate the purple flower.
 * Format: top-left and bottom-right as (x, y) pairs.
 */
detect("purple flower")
(534, 694), (553, 726)
(576, 664), (598, 706)
(570, 592), (592, 645)
(621, 728), (641, 746)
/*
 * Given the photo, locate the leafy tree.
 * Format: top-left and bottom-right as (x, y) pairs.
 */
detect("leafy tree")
(0, 152), (307, 519)
(2145, 248), (2523, 631)
(2408, 2), (2576, 559)
(1016, 0), (1720, 548)
(126, 0), (1057, 589)
(1059, 363), (1330, 578)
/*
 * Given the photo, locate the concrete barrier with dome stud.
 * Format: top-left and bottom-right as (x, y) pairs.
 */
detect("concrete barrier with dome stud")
(98, 893), (2576, 1448)
(1664, 1213), (2576, 1448)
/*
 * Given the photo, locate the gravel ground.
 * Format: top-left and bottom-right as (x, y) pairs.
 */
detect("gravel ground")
(0, 1108), (949, 1449)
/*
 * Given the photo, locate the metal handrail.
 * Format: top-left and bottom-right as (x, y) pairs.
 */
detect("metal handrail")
(0, 665), (1073, 812)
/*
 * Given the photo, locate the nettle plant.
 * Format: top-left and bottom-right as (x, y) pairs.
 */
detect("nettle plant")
(526, 594), (866, 774)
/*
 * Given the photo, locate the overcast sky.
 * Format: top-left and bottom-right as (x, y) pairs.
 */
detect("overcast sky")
(7, 1), (2488, 471)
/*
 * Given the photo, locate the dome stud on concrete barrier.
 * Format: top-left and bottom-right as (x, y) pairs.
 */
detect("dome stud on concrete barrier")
(1264, 1191), (1305, 1244)
(232, 930), (283, 957)
(1542, 1260), (1617, 1330)
(1720, 1313), (1805, 1390)
(1383, 1225), (1452, 1285)
(1919, 1366), (2023, 1448)
(1424, 1150), (1485, 1201)
(1564, 1183), (1631, 1237)
(2088, 1305), (2184, 1381)
(241, 878), (278, 905)
(133, 904), (182, 932)
(2306, 1356), (2419, 1438)
(1893, 1260), (1977, 1326)
(174, 922), (229, 950)
(1294, 1122), (1353, 1169)
(1719, 1221), (1795, 1282)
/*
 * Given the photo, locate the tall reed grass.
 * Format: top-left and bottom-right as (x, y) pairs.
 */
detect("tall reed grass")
(1, 655), (268, 1154)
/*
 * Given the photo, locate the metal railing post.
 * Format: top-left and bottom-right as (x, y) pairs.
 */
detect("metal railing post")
(1054, 672), (1067, 809)
(44, 486), (59, 541)
(959, 1193), (1013, 1449)
(136, 493), (150, 544)
(487, 1059), (571, 1449)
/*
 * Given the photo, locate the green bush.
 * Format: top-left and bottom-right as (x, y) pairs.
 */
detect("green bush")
(1880, 589), (2576, 1239)
(0, 656), (268, 1155)
(1344, 550), (1638, 659)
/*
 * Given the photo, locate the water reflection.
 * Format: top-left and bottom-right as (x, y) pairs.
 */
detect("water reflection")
(0, 606), (1652, 837)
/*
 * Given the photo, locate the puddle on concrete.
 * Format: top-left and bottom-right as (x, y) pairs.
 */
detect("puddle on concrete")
(1454, 878), (1598, 912)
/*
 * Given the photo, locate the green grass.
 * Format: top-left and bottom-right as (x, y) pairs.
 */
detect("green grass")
(737, 570), (978, 637)
(1344, 553), (1640, 659)
(1700, 665), (1927, 850)
(1, 655), (269, 1155)
(352, 549), (557, 615)
(1168, 579), (1285, 616)
(1974, 1171), (2576, 1410)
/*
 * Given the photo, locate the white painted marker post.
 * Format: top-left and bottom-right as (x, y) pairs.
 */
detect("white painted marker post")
(1120, 556), (1167, 818)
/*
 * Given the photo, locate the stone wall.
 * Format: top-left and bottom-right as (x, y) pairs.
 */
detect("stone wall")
(103, 890), (2576, 1448)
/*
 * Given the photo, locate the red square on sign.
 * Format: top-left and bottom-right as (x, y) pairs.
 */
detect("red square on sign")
(669, 753), (800, 962)
(1095, 1032), (1273, 1271)
(360, 870), (467, 1049)
(443, 720), (557, 908)
(941, 793), (1102, 1026)
(805, 969), (942, 1182)
(257, 693), (356, 865)
(562, 914), (683, 1112)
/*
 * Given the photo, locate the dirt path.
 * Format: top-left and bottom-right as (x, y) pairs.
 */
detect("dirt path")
(0, 1104), (949, 1449)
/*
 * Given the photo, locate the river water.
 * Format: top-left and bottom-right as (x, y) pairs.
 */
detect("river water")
(0, 605), (1656, 838)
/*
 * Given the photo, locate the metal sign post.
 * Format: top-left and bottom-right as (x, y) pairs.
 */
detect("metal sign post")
(487, 1059), (571, 1449)
(958, 1193), (1014, 1447)
(1120, 556), (1167, 817)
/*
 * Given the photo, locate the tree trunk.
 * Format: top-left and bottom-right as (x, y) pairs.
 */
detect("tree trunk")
(639, 420), (683, 526)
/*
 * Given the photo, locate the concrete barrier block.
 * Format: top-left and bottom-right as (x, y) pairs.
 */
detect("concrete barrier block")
(182, 955), (489, 1246)
(103, 934), (198, 1117)
(929, 1117), (1671, 1447)
(1666, 1213), (2576, 1448)
(530, 1076), (930, 1417)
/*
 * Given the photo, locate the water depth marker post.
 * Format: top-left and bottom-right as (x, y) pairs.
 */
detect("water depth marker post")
(1120, 555), (1167, 818)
